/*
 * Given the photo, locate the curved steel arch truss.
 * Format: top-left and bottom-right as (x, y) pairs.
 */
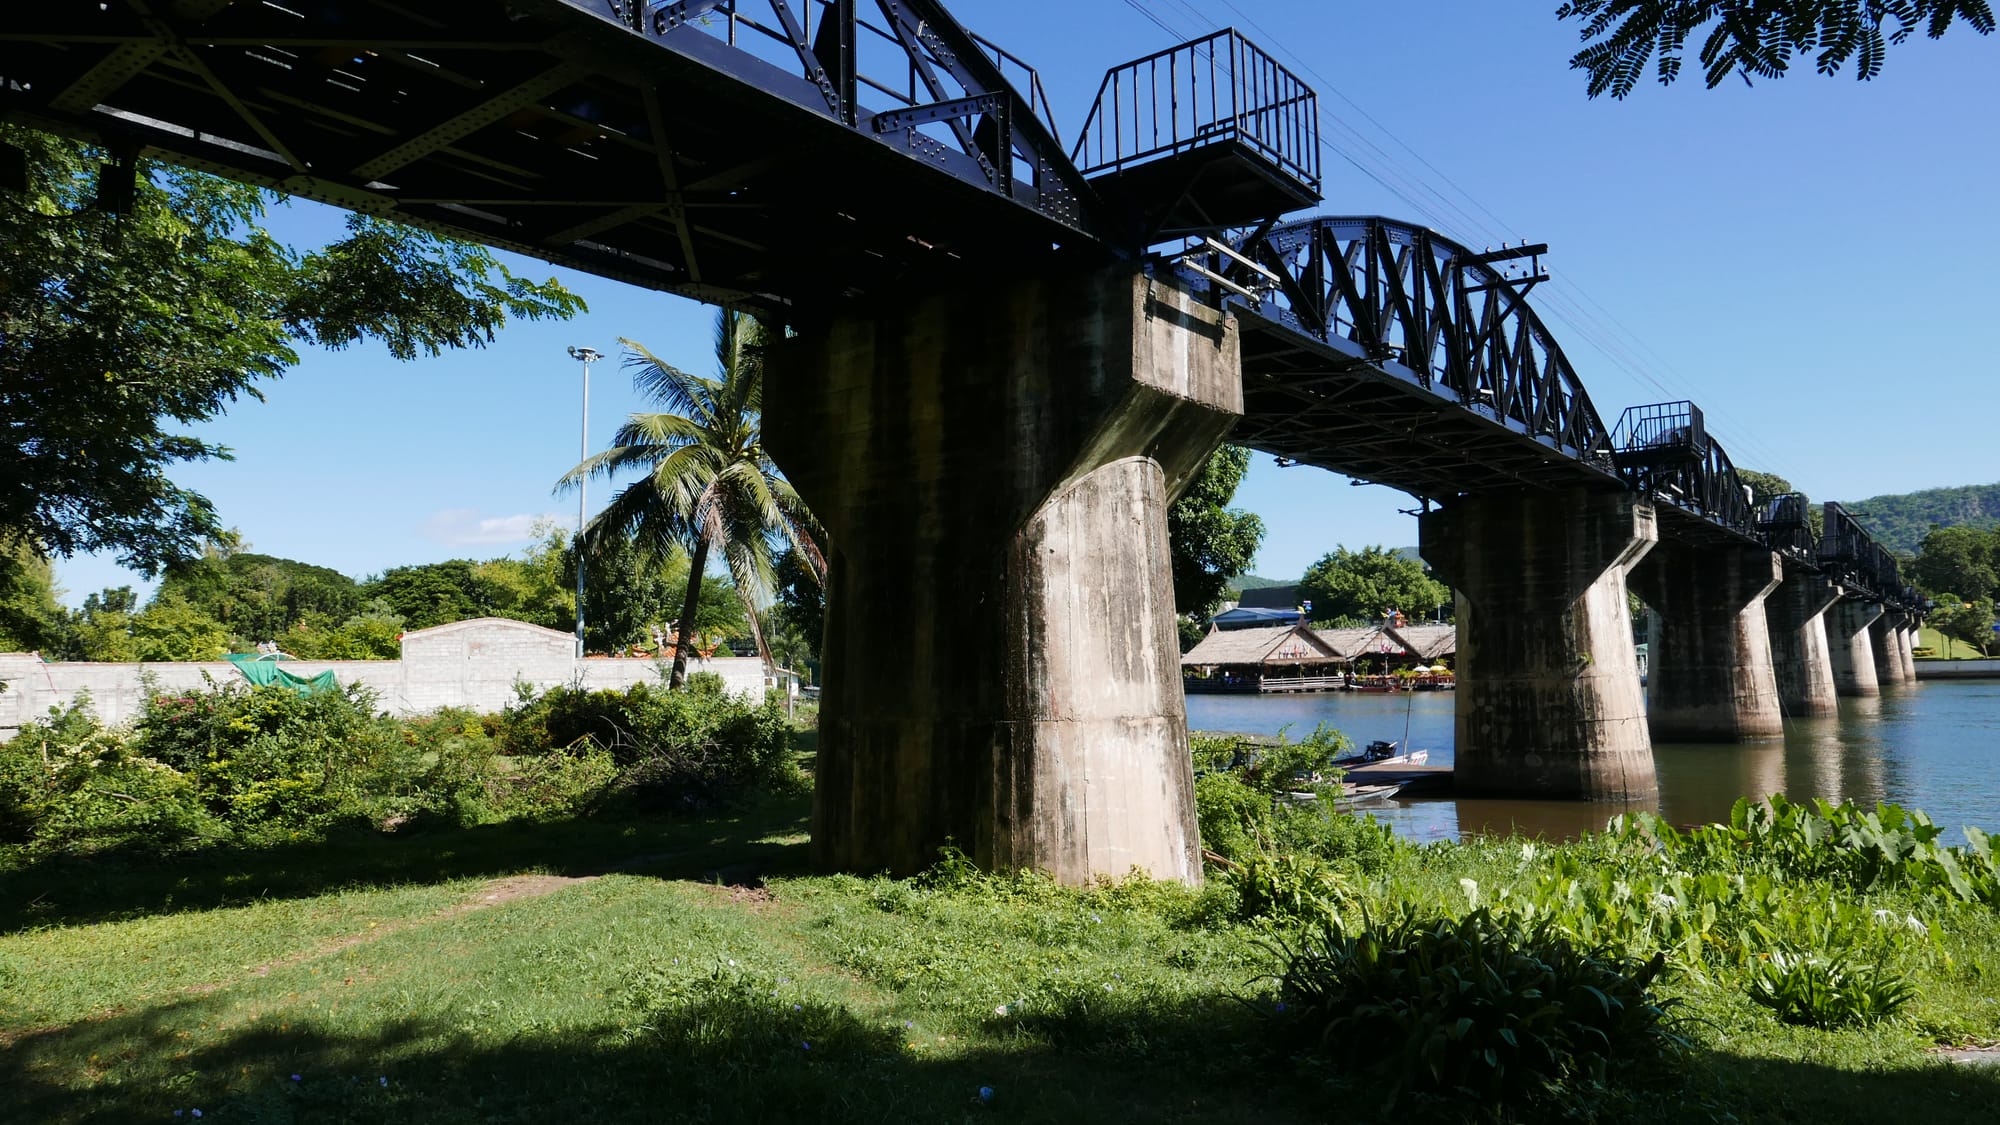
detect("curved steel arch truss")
(1256, 217), (1607, 458)
(1206, 215), (1908, 587)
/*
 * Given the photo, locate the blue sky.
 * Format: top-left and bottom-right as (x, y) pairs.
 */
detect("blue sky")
(51, 1), (2000, 604)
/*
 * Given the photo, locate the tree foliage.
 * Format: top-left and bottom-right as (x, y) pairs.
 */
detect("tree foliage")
(155, 543), (363, 645)
(1557, 1), (1996, 98)
(1169, 445), (1266, 647)
(1928, 594), (1995, 656)
(0, 538), (65, 653)
(0, 125), (583, 584)
(1909, 525), (1998, 604)
(563, 311), (822, 688)
(1299, 546), (1449, 628)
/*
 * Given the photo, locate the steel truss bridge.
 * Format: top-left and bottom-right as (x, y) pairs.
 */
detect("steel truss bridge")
(0, 0), (1921, 615)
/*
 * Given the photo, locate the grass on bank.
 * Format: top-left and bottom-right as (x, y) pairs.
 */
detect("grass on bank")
(6, 787), (2000, 1124)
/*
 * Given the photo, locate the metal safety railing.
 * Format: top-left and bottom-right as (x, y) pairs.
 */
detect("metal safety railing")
(1609, 401), (1706, 468)
(1070, 28), (1320, 192)
(1756, 492), (1817, 558)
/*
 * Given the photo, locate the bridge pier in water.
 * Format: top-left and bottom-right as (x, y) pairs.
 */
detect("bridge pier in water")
(764, 268), (1238, 885)
(1419, 488), (1658, 801)
(1826, 598), (1884, 697)
(1870, 613), (1912, 686)
(1763, 573), (1841, 719)
(1631, 542), (1784, 741)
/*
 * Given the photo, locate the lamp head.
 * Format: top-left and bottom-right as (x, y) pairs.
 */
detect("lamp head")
(567, 346), (603, 362)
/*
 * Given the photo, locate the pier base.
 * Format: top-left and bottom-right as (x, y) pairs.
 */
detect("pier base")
(1419, 488), (1657, 801)
(765, 267), (1238, 885)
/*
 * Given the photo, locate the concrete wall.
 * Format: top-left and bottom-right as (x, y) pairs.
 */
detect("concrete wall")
(1915, 659), (2000, 680)
(0, 618), (779, 735)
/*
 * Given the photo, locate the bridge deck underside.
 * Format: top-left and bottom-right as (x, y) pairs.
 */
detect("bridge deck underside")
(0, 0), (1100, 312)
(1231, 313), (1617, 501)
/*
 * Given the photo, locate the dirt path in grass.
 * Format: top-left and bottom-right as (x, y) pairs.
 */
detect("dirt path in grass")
(202, 845), (784, 991)
(182, 872), (597, 994)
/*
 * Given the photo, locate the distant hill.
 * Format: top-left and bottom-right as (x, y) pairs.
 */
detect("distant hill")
(1839, 483), (2000, 555)
(1230, 575), (1293, 591)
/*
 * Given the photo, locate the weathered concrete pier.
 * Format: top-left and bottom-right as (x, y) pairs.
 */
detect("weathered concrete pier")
(1631, 541), (1784, 741)
(1764, 574), (1841, 718)
(1419, 488), (1658, 802)
(1825, 597), (1884, 697)
(766, 269), (1237, 885)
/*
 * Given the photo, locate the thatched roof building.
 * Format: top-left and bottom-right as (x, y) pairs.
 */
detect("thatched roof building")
(1181, 624), (1338, 669)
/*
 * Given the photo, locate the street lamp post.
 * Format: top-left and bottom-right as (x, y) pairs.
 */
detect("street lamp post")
(567, 346), (602, 660)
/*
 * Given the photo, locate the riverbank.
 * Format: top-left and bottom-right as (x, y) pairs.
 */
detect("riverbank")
(6, 789), (1999, 1123)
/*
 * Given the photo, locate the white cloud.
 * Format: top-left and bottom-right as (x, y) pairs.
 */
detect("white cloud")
(421, 508), (565, 547)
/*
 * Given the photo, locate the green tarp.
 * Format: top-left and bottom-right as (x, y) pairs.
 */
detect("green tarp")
(223, 653), (337, 695)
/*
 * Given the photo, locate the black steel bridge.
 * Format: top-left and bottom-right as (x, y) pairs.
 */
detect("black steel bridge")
(0, 0), (1919, 616)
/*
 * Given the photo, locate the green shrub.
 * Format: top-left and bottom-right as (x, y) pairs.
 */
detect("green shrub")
(485, 744), (619, 821)
(501, 678), (799, 811)
(1605, 797), (2000, 908)
(0, 699), (225, 855)
(365, 706), (501, 827)
(131, 680), (395, 830)
(1746, 945), (1916, 1027)
(1230, 850), (1352, 924)
(1272, 906), (1682, 1114)
(1193, 726), (1399, 874)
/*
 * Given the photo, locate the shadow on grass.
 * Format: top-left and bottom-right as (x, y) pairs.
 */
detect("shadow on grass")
(10, 978), (1999, 1125)
(0, 983), (1316, 1125)
(1654, 1045), (2000, 1125)
(0, 791), (813, 932)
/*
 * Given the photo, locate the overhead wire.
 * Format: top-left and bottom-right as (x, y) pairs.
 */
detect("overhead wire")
(1104, 0), (1801, 482)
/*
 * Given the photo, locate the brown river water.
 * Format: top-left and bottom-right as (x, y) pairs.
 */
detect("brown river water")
(1187, 679), (2000, 845)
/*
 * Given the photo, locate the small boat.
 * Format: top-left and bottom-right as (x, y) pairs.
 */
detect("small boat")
(1332, 739), (1430, 769)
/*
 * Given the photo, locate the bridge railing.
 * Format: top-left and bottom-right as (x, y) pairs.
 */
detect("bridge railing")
(1756, 492), (1817, 559)
(1609, 401), (1752, 533)
(1071, 29), (1320, 193)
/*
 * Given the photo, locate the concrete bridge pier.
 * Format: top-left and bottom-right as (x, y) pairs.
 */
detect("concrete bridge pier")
(1899, 620), (1921, 680)
(1630, 541), (1785, 742)
(1419, 488), (1658, 801)
(763, 267), (1239, 886)
(1870, 613), (1911, 686)
(1825, 598), (1883, 697)
(1763, 573), (1841, 719)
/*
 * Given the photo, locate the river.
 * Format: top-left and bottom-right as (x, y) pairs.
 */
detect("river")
(1186, 680), (2000, 844)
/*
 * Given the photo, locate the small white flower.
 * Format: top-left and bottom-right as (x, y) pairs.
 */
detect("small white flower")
(1905, 914), (1928, 935)
(1650, 892), (1679, 911)
(1458, 878), (1479, 907)
(994, 1004), (1009, 1016)
(1872, 909), (1896, 924)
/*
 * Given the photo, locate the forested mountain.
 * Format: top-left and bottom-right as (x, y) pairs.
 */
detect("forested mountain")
(1840, 484), (2000, 556)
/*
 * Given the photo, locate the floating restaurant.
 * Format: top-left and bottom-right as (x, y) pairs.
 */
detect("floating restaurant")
(1181, 621), (1456, 694)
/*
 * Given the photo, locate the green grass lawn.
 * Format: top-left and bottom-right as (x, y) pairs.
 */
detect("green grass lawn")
(5, 796), (2000, 1123)
(1919, 626), (1991, 660)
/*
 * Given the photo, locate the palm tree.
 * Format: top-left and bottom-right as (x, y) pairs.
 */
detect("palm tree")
(559, 309), (823, 688)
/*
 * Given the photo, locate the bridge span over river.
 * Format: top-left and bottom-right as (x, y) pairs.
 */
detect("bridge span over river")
(1, 0), (1926, 883)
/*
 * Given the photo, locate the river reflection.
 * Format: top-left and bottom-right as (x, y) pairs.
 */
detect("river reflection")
(1186, 680), (2000, 844)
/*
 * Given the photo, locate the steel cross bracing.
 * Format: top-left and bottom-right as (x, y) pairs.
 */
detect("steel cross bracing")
(1190, 215), (1617, 502)
(0, 0), (1117, 314)
(1187, 216), (1923, 613)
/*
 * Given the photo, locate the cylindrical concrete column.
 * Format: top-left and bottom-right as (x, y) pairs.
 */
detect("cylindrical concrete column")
(1764, 573), (1841, 719)
(765, 267), (1239, 885)
(1825, 597), (1883, 697)
(1870, 613), (1908, 685)
(1630, 541), (1785, 742)
(1419, 488), (1658, 802)
(1899, 623), (1920, 681)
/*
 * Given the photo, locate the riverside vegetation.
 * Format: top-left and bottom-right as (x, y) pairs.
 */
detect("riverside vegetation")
(2, 712), (1998, 1123)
